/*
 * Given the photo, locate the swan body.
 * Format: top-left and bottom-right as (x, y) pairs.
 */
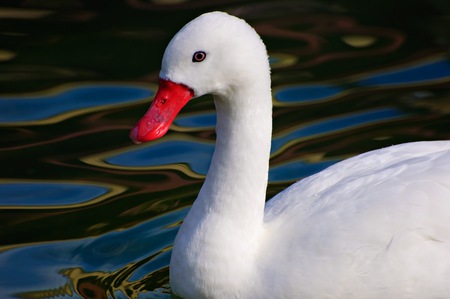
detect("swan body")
(130, 12), (450, 299)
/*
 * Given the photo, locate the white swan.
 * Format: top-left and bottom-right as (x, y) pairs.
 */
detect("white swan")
(130, 11), (450, 299)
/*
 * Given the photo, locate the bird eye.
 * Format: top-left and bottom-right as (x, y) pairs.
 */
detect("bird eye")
(192, 51), (206, 62)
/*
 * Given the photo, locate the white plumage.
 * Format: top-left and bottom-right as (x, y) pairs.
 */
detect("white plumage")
(131, 11), (450, 299)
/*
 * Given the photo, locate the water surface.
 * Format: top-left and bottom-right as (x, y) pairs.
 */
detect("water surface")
(1, 1), (450, 298)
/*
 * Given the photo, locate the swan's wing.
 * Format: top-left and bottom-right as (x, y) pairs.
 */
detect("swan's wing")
(265, 141), (450, 223)
(261, 141), (450, 296)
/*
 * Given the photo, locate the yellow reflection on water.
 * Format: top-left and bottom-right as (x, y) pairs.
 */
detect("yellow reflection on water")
(269, 53), (299, 69)
(0, 49), (16, 61)
(15, 249), (171, 299)
(15, 283), (73, 299)
(0, 8), (53, 19)
(342, 34), (377, 48)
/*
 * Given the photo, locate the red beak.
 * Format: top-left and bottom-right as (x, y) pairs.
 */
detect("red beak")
(130, 79), (194, 143)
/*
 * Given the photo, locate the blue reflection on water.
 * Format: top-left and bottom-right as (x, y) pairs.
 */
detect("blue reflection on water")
(275, 58), (450, 104)
(0, 182), (108, 206)
(107, 140), (215, 175)
(0, 208), (186, 298)
(174, 113), (216, 128)
(0, 84), (153, 123)
(276, 84), (344, 103)
(269, 159), (339, 182)
(271, 107), (409, 153)
(358, 59), (450, 86)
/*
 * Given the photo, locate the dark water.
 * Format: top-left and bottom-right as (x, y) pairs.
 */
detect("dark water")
(1, 1), (450, 298)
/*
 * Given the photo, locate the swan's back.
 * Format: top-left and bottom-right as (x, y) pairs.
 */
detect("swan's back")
(262, 141), (450, 298)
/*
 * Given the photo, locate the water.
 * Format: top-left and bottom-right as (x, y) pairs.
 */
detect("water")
(1, 1), (450, 298)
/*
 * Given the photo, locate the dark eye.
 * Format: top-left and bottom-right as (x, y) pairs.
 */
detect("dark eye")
(192, 51), (206, 62)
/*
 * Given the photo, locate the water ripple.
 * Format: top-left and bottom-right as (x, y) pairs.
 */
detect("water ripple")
(0, 180), (126, 210)
(274, 57), (450, 105)
(275, 84), (344, 104)
(85, 106), (411, 184)
(271, 107), (410, 155)
(1, 208), (185, 299)
(0, 83), (154, 126)
(358, 58), (450, 87)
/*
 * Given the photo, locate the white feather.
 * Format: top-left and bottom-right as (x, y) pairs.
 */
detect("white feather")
(155, 11), (450, 299)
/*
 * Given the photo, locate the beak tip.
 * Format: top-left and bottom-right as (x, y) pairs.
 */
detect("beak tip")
(129, 126), (142, 144)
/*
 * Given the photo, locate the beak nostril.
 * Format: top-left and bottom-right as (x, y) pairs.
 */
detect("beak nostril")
(157, 98), (167, 107)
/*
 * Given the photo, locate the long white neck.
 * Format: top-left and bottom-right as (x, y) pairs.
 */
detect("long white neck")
(170, 79), (272, 297)
(199, 87), (272, 225)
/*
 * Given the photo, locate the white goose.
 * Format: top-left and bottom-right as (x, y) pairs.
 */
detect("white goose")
(130, 11), (450, 299)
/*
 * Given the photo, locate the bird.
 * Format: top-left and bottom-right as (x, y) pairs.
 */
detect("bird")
(130, 11), (450, 299)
